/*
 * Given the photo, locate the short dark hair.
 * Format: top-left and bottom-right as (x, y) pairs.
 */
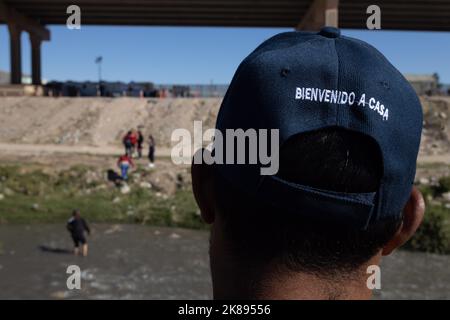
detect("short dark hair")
(214, 128), (402, 277)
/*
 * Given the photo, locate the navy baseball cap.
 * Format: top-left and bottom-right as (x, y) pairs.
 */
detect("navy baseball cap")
(214, 27), (423, 230)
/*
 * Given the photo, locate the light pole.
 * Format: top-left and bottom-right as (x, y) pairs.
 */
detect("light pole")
(95, 56), (103, 96)
(95, 56), (103, 82)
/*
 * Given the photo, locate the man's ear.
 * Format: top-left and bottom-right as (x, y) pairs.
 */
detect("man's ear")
(191, 148), (215, 224)
(382, 186), (425, 256)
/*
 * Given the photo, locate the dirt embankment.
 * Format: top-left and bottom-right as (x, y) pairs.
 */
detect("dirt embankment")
(0, 97), (220, 148)
(0, 96), (450, 159)
(420, 96), (450, 156)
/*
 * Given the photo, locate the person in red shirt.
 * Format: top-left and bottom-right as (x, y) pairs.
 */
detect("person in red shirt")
(117, 153), (134, 180)
(129, 130), (138, 156)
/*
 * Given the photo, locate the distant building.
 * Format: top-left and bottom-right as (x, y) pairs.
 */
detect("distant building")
(42, 81), (228, 98)
(439, 83), (450, 95)
(405, 73), (439, 96)
(0, 71), (9, 84)
(1, 73), (229, 98)
(0, 70), (43, 85)
(44, 81), (155, 97)
(158, 84), (228, 97)
(168, 85), (190, 97)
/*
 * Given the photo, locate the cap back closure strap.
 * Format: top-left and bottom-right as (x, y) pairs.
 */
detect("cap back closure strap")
(257, 176), (376, 230)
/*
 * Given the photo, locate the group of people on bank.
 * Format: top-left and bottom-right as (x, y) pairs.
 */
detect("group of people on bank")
(118, 129), (156, 180)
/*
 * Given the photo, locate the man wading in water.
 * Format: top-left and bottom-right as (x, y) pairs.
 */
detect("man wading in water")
(67, 209), (91, 257)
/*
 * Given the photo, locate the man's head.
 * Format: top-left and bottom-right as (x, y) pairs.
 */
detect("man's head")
(72, 209), (81, 218)
(191, 27), (424, 299)
(192, 129), (424, 299)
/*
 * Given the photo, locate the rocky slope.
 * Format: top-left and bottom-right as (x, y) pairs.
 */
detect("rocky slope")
(0, 96), (449, 157)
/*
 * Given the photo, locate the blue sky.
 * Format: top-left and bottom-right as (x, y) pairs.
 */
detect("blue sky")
(1, 25), (450, 84)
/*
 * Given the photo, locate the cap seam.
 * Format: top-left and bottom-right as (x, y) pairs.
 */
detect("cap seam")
(332, 38), (340, 125)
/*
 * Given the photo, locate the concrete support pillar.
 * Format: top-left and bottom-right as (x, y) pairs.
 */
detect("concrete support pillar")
(30, 34), (42, 85)
(8, 22), (22, 84)
(297, 0), (339, 31)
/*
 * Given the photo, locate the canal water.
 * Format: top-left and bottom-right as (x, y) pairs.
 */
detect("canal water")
(0, 224), (449, 299)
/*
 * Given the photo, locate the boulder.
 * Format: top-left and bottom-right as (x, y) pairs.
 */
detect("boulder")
(139, 181), (152, 189)
(441, 192), (450, 202)
(120, 184), (131, 194)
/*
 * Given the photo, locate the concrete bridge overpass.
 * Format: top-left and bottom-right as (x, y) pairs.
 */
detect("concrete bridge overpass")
(1, 0), (450, 85)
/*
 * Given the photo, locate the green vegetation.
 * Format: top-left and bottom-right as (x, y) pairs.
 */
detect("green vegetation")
(417, 176), (450, 199)
(1, 165), (450, 254)
(405, 204), (450, 254)
(436, 176), (450, 194)
(0, 165), (205, 229)
(405, 183), (450, 254)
